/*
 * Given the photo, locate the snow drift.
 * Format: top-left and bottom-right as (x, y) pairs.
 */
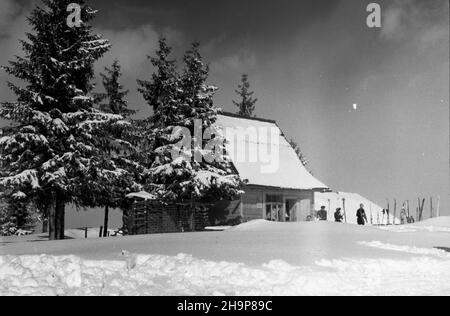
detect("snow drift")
(380, 216), (450, 233)
(1, 249), (449, 296)
(2, 219), (450, 296)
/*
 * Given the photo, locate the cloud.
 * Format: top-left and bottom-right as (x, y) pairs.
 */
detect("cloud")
(0, 1), (180, 117)
(0, 0), (21, 37)
(381, 0), (449, 49)
(96, 25), (160, 75)
(210, 50), (257, 75)
(93, 25), (183, 117)
(0, 0), (33, 127)
(382, 6), (404, 39)
(0, 0), (32, 104)
(94, 23), (185, 82)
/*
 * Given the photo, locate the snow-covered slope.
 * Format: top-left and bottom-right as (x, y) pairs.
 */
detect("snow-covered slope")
(379, 216), (450, 233)
(410, 216), (450, 228)
(1, 248), (449, 296)
(2, 219), (450, 295)
(64, 228), (118, 239)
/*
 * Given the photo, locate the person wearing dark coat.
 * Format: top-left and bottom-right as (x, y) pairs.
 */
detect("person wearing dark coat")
(317, 206), (328, 221)
(334, 208), (344, 223)
(356, 204), (368, 225)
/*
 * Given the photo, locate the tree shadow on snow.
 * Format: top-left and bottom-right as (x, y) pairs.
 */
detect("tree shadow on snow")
(0, 235), (74, 246)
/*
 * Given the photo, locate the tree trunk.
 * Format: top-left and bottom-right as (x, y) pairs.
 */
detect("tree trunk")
(48, 200), (56, 240)
(407, 200), (410, 218)
(342, 198), (347, 223)
(430, 197), (433, 219)
(437, 195), (440, 217)
(55, 197), (65, 240)
(42, 207), (49, 234)
(41, 204), (49, 233)
(103, 205), (109, 237)
(393, 199), (397, 225)
(42, 218), (48, 233)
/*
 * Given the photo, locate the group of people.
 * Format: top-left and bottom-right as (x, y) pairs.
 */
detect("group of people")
(315, 204), (369, 225)
(399, 208), (415, 224)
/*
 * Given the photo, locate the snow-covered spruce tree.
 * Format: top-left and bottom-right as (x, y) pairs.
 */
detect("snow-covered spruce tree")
(179, 43), (217, 126)
(0, 130), (37, 235)
(139, 41), (244, 203)
(136, 37), (179, 167)
(0, 0), (132, 240)
(94, 60), (139, 236)
(0, 193), (38, 236)
(97, 60), (135, 118)
(0, 202), (19, 236)
(137, 38), (179, 116)
(233, 74), (258, 118)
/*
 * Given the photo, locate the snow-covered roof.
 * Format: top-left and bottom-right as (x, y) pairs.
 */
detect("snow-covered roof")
(126, 191), (157, 201)
(215, 113), (328, 190)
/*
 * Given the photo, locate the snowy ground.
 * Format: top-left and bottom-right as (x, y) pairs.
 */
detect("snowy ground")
(1, 217), (450, 296)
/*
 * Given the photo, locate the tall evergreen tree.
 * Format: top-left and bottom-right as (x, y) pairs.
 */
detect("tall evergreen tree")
(137, 38), (178, 116)
(233, 74), (258, 117)
(97, 60), (135, 118)
(96, 59), (137, 237)
(139, 41), (244, 203)
(180, 43), (217, 126)
(0, 193), (38, 236)
(0, 0), (131, 240)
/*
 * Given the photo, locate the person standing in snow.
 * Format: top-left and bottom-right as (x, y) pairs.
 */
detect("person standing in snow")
(400, 208), (407, 225)
(334, 208), (343, 223)
(356, 204), (368, 225)
(317, 206), (328, 221)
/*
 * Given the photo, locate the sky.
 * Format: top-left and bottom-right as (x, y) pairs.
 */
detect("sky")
(0, 0), (449, 226)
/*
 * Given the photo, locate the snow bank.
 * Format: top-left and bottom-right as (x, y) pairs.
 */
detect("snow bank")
(379, 216), (450, 233)
(228, 219), (276, 231)
(64, 228), (118, 239)
(2, 218), (450, 296)
(410, 216), (450, 228)
(204, 226), (232, 231)
(359, 241), (450, 259)
(1, 250), (449, 296)
(228, 219), (363, 232)
(126, 191), (157, 201)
